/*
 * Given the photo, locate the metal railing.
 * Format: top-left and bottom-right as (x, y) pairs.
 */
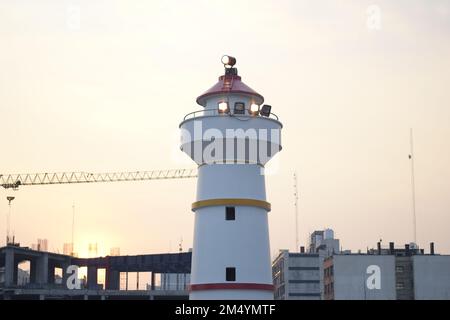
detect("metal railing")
(183, 108), (279, 121)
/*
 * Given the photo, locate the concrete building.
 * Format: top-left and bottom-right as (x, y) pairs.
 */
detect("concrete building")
(17, 269), (30, 286)
(31, 239), (48, 252)
(88, 243), (98, 258)
(273, 229), (340, 300)
(324, 254), (397, 300)
(38, 239), (48, 252)
(110, 247), (120, 256)
(413, 254), (450, 300)
(0, 245), (71, 291)
(0, 245), (191, 300)
(63, 243), (73, 256)
(309, 229), (339, 256)
(309, 229), (340, 299)
(274, 238), (450, 300)
(1, 267), (31, 287)
(147, 273), (191, 291)
(273, 250), (321, 300)
(324, 242), (450, 300)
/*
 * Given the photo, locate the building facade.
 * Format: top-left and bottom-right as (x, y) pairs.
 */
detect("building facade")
(273, 229), (339, 300)
(323, 242), (450, 300)
(413, 255), (450, 300)
(273, 250), (321, 300)
(324, 254), (397, 300)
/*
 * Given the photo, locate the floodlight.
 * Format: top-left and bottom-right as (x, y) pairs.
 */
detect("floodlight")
(260, 104), (271, 117)
(218, 102), (229, 113)
(249, 103), (260, 116)
(221, 55), (236, 68)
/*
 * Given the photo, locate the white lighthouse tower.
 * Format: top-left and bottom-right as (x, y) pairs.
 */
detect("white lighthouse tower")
(180, 56), (282, 300)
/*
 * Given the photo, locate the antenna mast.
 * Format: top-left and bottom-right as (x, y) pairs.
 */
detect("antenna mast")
(71, 202), (75, 256)
(179, 237), (183, 253)
(409, 128), (417, 244)
(294, 172), (299, 251)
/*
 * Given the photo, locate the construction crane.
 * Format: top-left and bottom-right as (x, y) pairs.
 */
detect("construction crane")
(0, 168), (197, 190)
(1, 168), (197, 247)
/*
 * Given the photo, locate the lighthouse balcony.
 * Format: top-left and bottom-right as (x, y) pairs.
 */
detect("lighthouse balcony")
(179, 108), (282, 166)
(181, 107), (280, 122)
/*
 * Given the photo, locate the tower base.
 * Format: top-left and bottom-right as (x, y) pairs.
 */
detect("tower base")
(190, 289), (273, 300)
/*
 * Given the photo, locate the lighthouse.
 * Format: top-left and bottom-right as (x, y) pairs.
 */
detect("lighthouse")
(180, 56), (282, 300)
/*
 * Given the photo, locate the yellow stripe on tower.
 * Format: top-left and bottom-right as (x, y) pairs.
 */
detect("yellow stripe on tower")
(192, 198), (271, 211)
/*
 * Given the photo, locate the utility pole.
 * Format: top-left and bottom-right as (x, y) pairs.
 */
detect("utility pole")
(409, 128), (417, 244)
(6, 196), (15, 245)
(179, 237), (183, 253)
(294, 172), (299, 251)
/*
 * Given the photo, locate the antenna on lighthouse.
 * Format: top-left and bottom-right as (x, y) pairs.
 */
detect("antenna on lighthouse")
(294, 172), (299, 251)
(221, 55), (238, 76)
(221, 55), (236, 68)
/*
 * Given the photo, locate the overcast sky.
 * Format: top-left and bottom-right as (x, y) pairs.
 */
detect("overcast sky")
(1, 0), (449, 259)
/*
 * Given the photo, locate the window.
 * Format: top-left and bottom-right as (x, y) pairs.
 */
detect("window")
(226, 207), (235, 220)
(226, 267), (236, 281)
(396, 282), (405, 290)
(396, 266), (404, 273)
(234, 102), (245, 114)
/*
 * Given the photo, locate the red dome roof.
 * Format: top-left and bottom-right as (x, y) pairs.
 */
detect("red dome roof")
(196, 73), (264, 106)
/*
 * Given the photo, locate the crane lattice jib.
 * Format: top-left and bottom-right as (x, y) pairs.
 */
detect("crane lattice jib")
(0, 169), (197, 189)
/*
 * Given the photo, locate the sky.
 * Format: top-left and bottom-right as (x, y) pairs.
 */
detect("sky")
(0, 0), (449, 260)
